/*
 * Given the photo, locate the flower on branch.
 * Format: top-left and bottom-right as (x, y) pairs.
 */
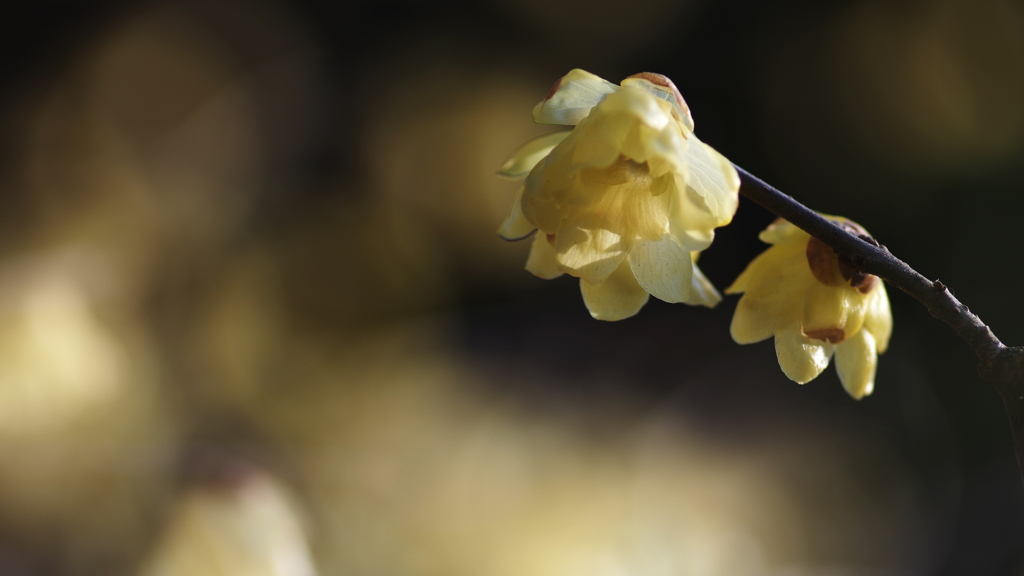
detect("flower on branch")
(726, 217), (893, 399)
(497, 69), (740, 321)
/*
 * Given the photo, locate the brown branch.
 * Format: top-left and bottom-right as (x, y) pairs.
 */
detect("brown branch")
(734, 164), (1024, 486)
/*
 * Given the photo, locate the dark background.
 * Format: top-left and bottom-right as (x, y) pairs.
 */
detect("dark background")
(1, 0), (1022, 574)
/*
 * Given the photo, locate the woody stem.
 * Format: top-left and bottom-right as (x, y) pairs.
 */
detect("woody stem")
(733, 164), (1024, 489)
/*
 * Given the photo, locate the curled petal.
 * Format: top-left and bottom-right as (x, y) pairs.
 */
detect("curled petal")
(497, 130), (572, 180)
(863, 282), (892, 354)
(580, 260), (650, 321)
(621, 73), (694, 132)
(667, 174), (721, 252)
(684, 136), (740, 227)
(497, 187), (537, 241)
(532, 69), (619, 125)
(775, 327), (834, 384)
(525, 233), (563, 279)
(627, 235), (692, 304)
(689, 261), (722, 308)
(835, 329), (877, 399)
(555, 225), (628, 285)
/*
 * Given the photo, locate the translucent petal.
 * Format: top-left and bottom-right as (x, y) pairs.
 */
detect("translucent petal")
(497, 187), (537, 241)
(775, 327), (834, 384)
(525, 233), (563, 279)
(758, 219), (808, 246)
(689, 261), (722, 308)
(667, 174), (720, 252)
(802, 282), (855, 338)
(596, 85), (673, 131)
(628, 234), (693, 303)
(730, 296), (776, 344)
(554, 225), (628, 285)
(835, 328), (877, 399)
(580, 260), (650, 321)
(620, 74), (694, 132)
(532, 69), (619, 126)
(497, 130), (572, 180)
(863, 282), (893, 353)
(684, 136), (740, 227)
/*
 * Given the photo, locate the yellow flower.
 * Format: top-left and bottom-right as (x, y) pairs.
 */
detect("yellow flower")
(497, 69), (740, 321)
(726, 217), (893, 399)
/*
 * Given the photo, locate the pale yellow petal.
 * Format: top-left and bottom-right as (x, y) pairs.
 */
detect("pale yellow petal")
(730, 295), (776, 344)
(835, 328), (877, 399)
(525, 233), (563, 279)
(497, 130), (572, 180)
(497, 187), (537, 241)
(627, 234), (692, 303)
(532, 69), (619, 125)
(620, 74), (694, 132)
(802, 282), (856, 339)
(580, 260), (650, 321)
(758, 219), (809, 246)
(863, 282), (892, 353)
(688, 260), (722, 308)
(667, 174), (720, 252)
(775, 327), (834, 384)
(684, 136), (740, 227)
(554, 225), (628, 285)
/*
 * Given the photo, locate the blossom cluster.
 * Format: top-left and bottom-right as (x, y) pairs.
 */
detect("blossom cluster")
(497, 69), (892, 398)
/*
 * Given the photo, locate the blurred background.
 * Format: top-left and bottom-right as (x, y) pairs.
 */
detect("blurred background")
(0, 0), (1022, 574)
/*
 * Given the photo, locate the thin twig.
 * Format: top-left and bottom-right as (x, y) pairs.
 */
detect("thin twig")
(734, 164), (1024, 486)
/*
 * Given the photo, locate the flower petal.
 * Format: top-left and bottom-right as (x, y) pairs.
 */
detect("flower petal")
(863, 282), (892, 353)
(580, 260), (650, 321)
(532, 69), (619, 126)
(684, 135), (740, 227)
(627, 234), (693, 304)
(525, 233), (563, 279)
(554, 225), (628, 285)
(775, 327), (834, 384)
(689, 261), (722, 308)
(758, 218), (808, 246)
(835, 328), (877, 399)
(620, 73), (694, 132)
(497, 130), (572, 180)
(498, 187), (537, 241)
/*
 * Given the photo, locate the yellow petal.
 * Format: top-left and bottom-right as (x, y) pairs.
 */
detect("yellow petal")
(730, 295), (776, 344)
(684, 136), (740, 227)
(863, 282), (893, 354)
(497, 187), (537, 241)
(620, 74), (694, 132)
(627, 235), (692, 304)
(758, 219), (808, 246)
(554, 225), (628, 285)
(667, 174), (721, 252)
(497, 130), (572, 180)
(775, 327), (834, 384)
(532, 69), (619, 125)
(834, 328), (877, 399)
(689, 260), (722, 308)
(580, 260), (650, 321)
(802, 282), (861, 339)
(525, 233), (563, 279)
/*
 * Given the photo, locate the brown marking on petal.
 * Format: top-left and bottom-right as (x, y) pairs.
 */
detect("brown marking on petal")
(625, 72), (692, 128)
(803, 327), (847, 343)
(626, 72), (685, 109)
(546, 233), (556, 246)
(806, 237), (844, 286)
(544, 78), (563, 101)
(852, 274), (878, 295)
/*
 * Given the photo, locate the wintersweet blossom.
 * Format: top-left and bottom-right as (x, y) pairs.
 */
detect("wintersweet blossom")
(726, 217), (893, 399)
(497, 69), (740, 320)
